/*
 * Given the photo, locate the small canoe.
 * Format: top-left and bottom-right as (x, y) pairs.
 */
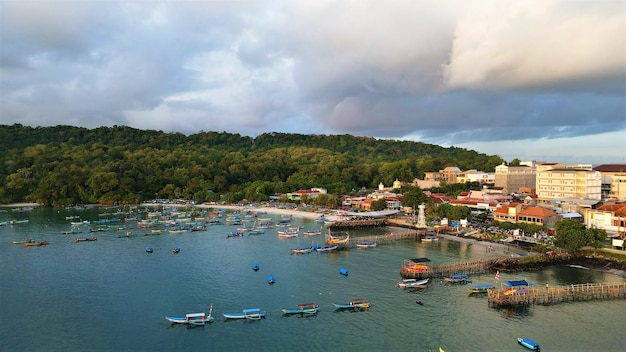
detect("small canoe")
(24, 241), (49, 247)
(145, 247), (153, 253)
(252, 263), (260, 271)
(315, 245), (338, 252)
(517, 337), (540, 351)
(356, 241), (377, 249)
(267, 275), (276, 284)
(339, 268), (348, 276)
(172, 247), (180, 254)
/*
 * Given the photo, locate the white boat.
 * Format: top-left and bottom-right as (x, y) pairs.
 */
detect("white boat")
(397, 278), (429, 289)
(222, 308), (266, 320)
(166, 305), (214, 326)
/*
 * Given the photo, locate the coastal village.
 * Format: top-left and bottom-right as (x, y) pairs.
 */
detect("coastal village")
(281, 161), (626, 246)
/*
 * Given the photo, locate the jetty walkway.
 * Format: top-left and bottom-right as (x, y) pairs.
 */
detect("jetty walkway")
(487, 282), (626, 307)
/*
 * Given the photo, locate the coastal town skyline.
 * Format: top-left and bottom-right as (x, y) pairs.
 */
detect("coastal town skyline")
(1, 1), (624, 165)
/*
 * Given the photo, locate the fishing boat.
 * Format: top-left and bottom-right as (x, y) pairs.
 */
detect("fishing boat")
(333, 298), (371, 310)
(267, 275), (276, 284)
(303, 229), (322, 236)
(517, 337), (541, 351)
(401, 258), (432, 277)
(226, 231), (244, 238)
(281, 303), (319, 315)
(145, 247), (153, 253)
(291, 246), (313, 254)
(75, 237), (97, 243)
(172, 247), (181, 254)
(166, 305), (214, 326)
(24, 241), (49, 247)
(222, 308), (266, 320)
(251, 263), (260, 271)
(396, 278), (429, 289)
(277, 229), (299, 238)
(356, 241), (377, 249)
(422, 235), (439, 242)
(444, 274), (472, 284)
(13, 239), (34, 245)
(314, 245), (338, 252)
(467, 283), (494, 294)
(326, 232), (350, 246)
(339, 268), (348, 276)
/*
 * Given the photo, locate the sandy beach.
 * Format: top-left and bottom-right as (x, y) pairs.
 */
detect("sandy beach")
(196, 203), (340, 222)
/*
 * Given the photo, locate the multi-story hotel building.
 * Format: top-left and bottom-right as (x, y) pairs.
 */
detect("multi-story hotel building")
(535, 164), (601, 211)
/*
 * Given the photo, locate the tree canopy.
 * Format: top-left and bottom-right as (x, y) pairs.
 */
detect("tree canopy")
(0, 124), (504, 206)
(553, 219), (607, 252)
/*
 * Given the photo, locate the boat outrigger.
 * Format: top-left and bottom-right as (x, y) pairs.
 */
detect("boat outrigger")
(166, 305), (214, 326)
(281, 303), (319, 315)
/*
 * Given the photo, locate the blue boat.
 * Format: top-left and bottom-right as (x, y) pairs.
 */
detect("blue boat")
(281, 303), (319, 315)
(267, 275), (276, 284)
(251, 263), (260, 271)
(444, 273), (472, 284)
(145, 247), (153, 253)
(517, 337), (540, 351)
(222, 308), (266, 320)
(339, 268), (348, 276)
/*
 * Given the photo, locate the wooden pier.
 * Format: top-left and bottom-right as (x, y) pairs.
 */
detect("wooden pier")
(487, 282), (626, 307)
(401, 258), (497, 279)
(338, 230), (426, 249)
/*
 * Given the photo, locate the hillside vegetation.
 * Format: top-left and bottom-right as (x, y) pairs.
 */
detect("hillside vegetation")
(1, 124), (504, 206)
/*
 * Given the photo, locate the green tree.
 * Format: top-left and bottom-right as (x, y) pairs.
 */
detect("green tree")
(554, 219), (607, 252)
(370, 198), (388, 211)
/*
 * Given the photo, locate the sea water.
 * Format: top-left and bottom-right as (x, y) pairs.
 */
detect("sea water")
(1, 206), (625, 352)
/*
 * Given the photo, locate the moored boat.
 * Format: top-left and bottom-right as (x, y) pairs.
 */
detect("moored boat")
(314, 245), (338, 252)
(145, 247), (153, 253)
(397, 278), (429, 289)
(326, 232), (350, 246)
(333, 298), (371, 310)
(467, 283), (494, 294)
(291, 246), (313, 254)
(222, 308), (266, 320)
(172, 247), (180, 254)
(75, 237), (97, 243)
(24, 241), (49, 247)
(166, 305), (214, 326)
(444, 274), (472, 284)
(356, 241), (377, 249)
(281, 303), (319, 315)
(517, 337), (540, 351)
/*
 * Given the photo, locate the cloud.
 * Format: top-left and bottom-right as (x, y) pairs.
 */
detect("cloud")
(0, 0), (624, 164)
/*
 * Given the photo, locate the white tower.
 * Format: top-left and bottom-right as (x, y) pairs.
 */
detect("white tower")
(417, 203), (426, 228)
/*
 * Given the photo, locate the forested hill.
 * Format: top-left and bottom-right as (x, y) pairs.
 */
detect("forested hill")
(0, 124), (504, 206)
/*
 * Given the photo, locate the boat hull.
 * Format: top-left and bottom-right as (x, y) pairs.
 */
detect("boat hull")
(517, 338), (540, 351)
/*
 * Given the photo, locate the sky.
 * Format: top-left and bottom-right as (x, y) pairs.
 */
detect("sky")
(1, 0), (625, 166)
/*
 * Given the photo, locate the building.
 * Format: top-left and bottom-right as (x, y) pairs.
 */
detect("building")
(440, 166), (462, 183)
(457, 170), (495, 184)
(494, 162), (537, 194)
(535, 166), (602, 210)
(593, 164), (626, 201)
(287, 188), (327, 201)
(492, 203), (559, 228)
(582, 203), (626, 237)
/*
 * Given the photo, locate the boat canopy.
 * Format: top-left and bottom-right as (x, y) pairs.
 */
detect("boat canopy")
(243, 308), (261, 314)
(505, 280), (529, 287)
(186, 313), (206, 318)
(409, 258), (431, 263)
(472, 284), (494, 289)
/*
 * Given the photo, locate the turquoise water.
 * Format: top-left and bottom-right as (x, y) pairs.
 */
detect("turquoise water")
(1, 206), (625, 352)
